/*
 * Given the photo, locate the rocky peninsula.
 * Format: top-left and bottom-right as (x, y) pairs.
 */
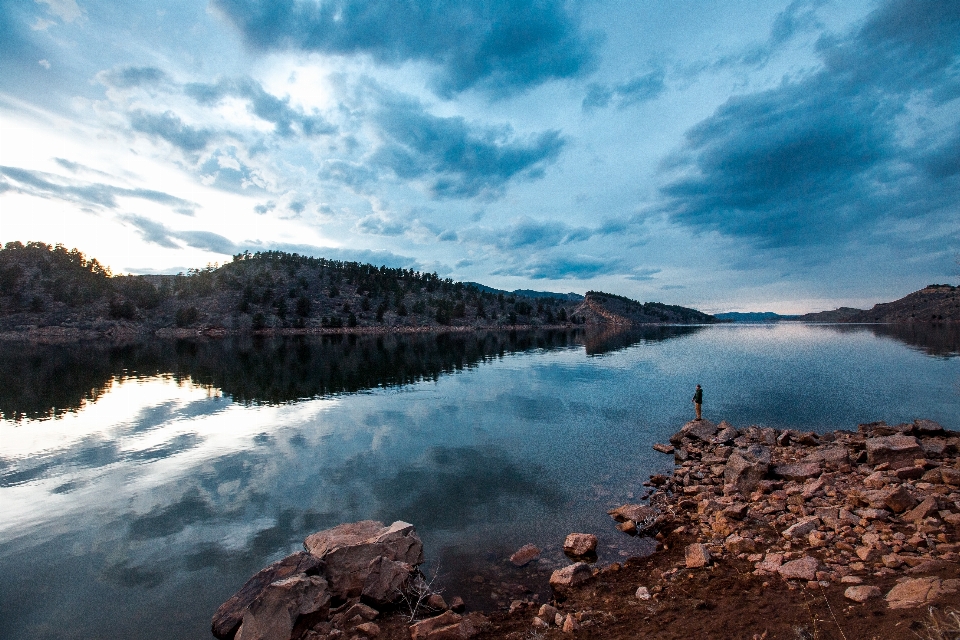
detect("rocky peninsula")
(212, 417), (960, 640)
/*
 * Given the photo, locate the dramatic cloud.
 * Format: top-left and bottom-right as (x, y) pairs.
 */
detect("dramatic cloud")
(211, 0), (597, 96)
(494, 254), (622, 280)
(120, 214), (239, 254)
(659, 0), (960, 252)
(0, 165), (197, 214)
(369, 95), (565, 198)
(129, 110), (216, 153)
(582, 69), (665, 110)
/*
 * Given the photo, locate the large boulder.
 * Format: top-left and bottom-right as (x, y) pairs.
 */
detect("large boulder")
(549, 563), (594, 594)
(724, 445), (771, 494)
(212, 552), (322, 640)
(303, 520), (423, 600)
(886, 577), (960, 609)
(778, 556), (819, 581)
(234, 575), (330, 640)
(670, 419), (717, 444)
(865, 435), (922, 469)
(361, 556), (414, 606)
(563, 533), (598, 557)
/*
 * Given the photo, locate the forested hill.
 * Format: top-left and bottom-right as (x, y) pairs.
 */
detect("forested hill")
(797, 285), (960, 323)
(574, 291), (719, 325)
(0, 242), (716, 335)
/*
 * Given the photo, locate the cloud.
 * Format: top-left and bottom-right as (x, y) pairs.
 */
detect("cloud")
(120, 214), (239, 254)
(184, 77), (335, 137)
(494, 254), (621, 280)
(211, 0), (597, 96)
(582, 69), (665, 111)
(129, 110), (216, 153)
(99, 66), (169, 89)
(355, 214), (408, 236)
(197, 148), (268, 193)
(0, 165), (197, 213)
(369, 95), (565, 199)
(658, 0), (960, 252)
(36, 0), (82, 23)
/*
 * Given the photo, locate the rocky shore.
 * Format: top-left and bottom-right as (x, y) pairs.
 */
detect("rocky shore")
(213, 418), (960, 640)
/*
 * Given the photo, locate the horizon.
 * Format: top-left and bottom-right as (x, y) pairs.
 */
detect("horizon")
(1, 1), (958, 315)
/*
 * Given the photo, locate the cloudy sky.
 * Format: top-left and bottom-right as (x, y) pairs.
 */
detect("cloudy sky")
(0, 0), (958, 312)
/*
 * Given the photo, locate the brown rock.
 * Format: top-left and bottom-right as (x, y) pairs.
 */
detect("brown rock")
(652, 443), (675, 454)
(895, 466), (925, 480)
(362, 557), (413, 605)
(941, 467), (960, 486)
(725, 534), (756, 554)
(355, 622), (380, 637)
(563, 533), (598, 557)
(778, 557), (819, 581)
(234, 575), (330, 640)
(607, 504), (659, 532)
(509, 544), (541, 567)
(303, 520), (423, 600)
(724, 445), (771, 494)
(343, 603), (378, 621)
(804, 446), (849, 466)
(774, 462), (821, 482)
(685, 543), (712, 568)
(885, 577), (958, 609)
(755, 553), (783, 573)
(561, 614), (580, 633)
(549, 563), (594, 593)
(537, 604), (558, 622)
(409, 611), (463, 640)
(913, 419), (946, 436)
(866, 435), (922, 469)
(425, 594), (448, 611)
(883, 486), (917, 513)
(449, 596), (465, 613)
(903, 496), (940, 523)
(844, 586), (882, 603)
(782, 516), (820, 540)
(722, 503), (749, 520)
(212, 552), (322, 640)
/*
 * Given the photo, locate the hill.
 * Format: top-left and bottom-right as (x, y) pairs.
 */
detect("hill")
(0, 242), (714, 337)
(798, 285), (960, 323)
(573, 291), (718, 326)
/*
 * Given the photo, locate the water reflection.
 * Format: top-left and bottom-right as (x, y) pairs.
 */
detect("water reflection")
(0, 330), (584, 421)
(583, 325), (706, 356)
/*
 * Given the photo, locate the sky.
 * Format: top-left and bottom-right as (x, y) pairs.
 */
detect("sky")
(0, 0), (958, 313)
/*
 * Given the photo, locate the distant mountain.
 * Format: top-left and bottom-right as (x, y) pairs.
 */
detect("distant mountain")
(464, 282), (584, 301)
(795, 285), (960, 323)
(574, 291), (718, 326)
(713, 312), (800, 323)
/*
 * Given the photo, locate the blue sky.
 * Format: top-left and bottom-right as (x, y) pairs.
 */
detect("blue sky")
(0, 0), (957, 313)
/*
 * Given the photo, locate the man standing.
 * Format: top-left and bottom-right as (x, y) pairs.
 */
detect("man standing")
(693, 384), (703, 421)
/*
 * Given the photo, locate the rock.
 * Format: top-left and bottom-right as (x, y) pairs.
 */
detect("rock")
(724, 445), (771, 494)
(756, 553), (783, 574)
(913, 419), (946, 436)
(804, 446), (850, 466)
(722, 503), (749, 520)
(563, 533), (598, 557)
(409, 611), (466, 640)
(549, 563), (594, 593)
(774, 463), (821, 482)
(607, 504), (659, 533)
(854, 508), (889, 521)
(844, 586), (882, 603)
(561, 615), (580, 633)
(782, 516), (821, 540)
(885, 577), (958, 610)
(449, 596), (465, 613)
(902, 495), (939, 523)
(537, 604), (558, 622)
(362, 557), (413, 605)
(725, 534), (756, 554)
(212, 551), (323, 640)
(617, 521), (637, 534)
(343, 603), (378, 621)
(882, 486), (917, 513)
(778, 557), (819, 581)
(234, 575), (331, 640)
(866, 435), (922, 469)
(531, 617), (549, 630)
(653, 443), (675, 454)
(714, 424), (739, 444)
(685, 543), (712, 568)
(635, 586), (651, 600)
(355, 622), (380, 637)
(895, 466), (925, 480)
(425, 594), (448, 611)
(509, 544), (541, 567)
(683, 419), (719, 442)
(942, 467), (960, 486)
(303, 520), (423, 601)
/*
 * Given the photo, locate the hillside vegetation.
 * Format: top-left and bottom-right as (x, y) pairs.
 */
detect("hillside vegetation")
(798, 285), (960, 323)
(0, 242), (714, 335)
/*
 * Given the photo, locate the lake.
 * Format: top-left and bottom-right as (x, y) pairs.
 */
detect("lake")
(1, 323), (958, 639)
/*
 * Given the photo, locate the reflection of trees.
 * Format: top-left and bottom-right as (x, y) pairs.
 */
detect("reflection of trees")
(863, 324), (960, 358)
(583, 325), (706, 356)
(0, 330), (584, 420)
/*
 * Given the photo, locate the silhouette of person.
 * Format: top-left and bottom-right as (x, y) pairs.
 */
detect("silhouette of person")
(693, 384), (703, 421)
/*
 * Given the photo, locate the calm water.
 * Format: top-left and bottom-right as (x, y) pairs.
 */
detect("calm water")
(1, 324), (958, 639)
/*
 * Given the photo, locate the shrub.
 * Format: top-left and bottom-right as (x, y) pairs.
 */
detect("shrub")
(175, 306), (199, 327)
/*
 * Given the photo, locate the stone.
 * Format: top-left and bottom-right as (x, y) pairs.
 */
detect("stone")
(362, 557), (413, 605)
(537, 604), (558, 622)
(866, 435), (922, 469)
(774, 463), (821, 482)
(635, 586), (651, 600)
(685, 543), (712, 568)
(722, 503), (749, 520)
(617, 521), (637, 534)
(885, 577), (958, 610)
(561, 615), (580, 633)
(409, 611), (464, 640)
(685, 419), (719, 442)
(531, 617), (549, 630)
(234, 575), (331, 640)
(895, 466), (925, 480)
(804, 446), (850, 466)
(509, 544), (541, 567)
(425, 594), (448, 611)
(449, 596), (465, 613)
(844, 586), (881, 603)
(607, 504), (659, 532)
(724, 445), (771, 494)
(902, 496), (939, 523)
(863, 471), (886, 489)
(714, 424), (739, 444)
(778, 557), (819, 581)
(653, 443), (675, 454)
(355, 622), (380, 637)
(549, 563), (594, 593)
(913, 419), (946, 436)
(756, 553), (783, 574)
(942, 467), (960, 486)
(343, 603), (378, 621)
(725, 534), (756, 554)
(563, 533), (598, 557)
(854, 508), (889, 521)
(883, 486), (917, 513)
(212, 551), (323, 640)
(303, 520), (423, 601)
(782, 516), (821, 540)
